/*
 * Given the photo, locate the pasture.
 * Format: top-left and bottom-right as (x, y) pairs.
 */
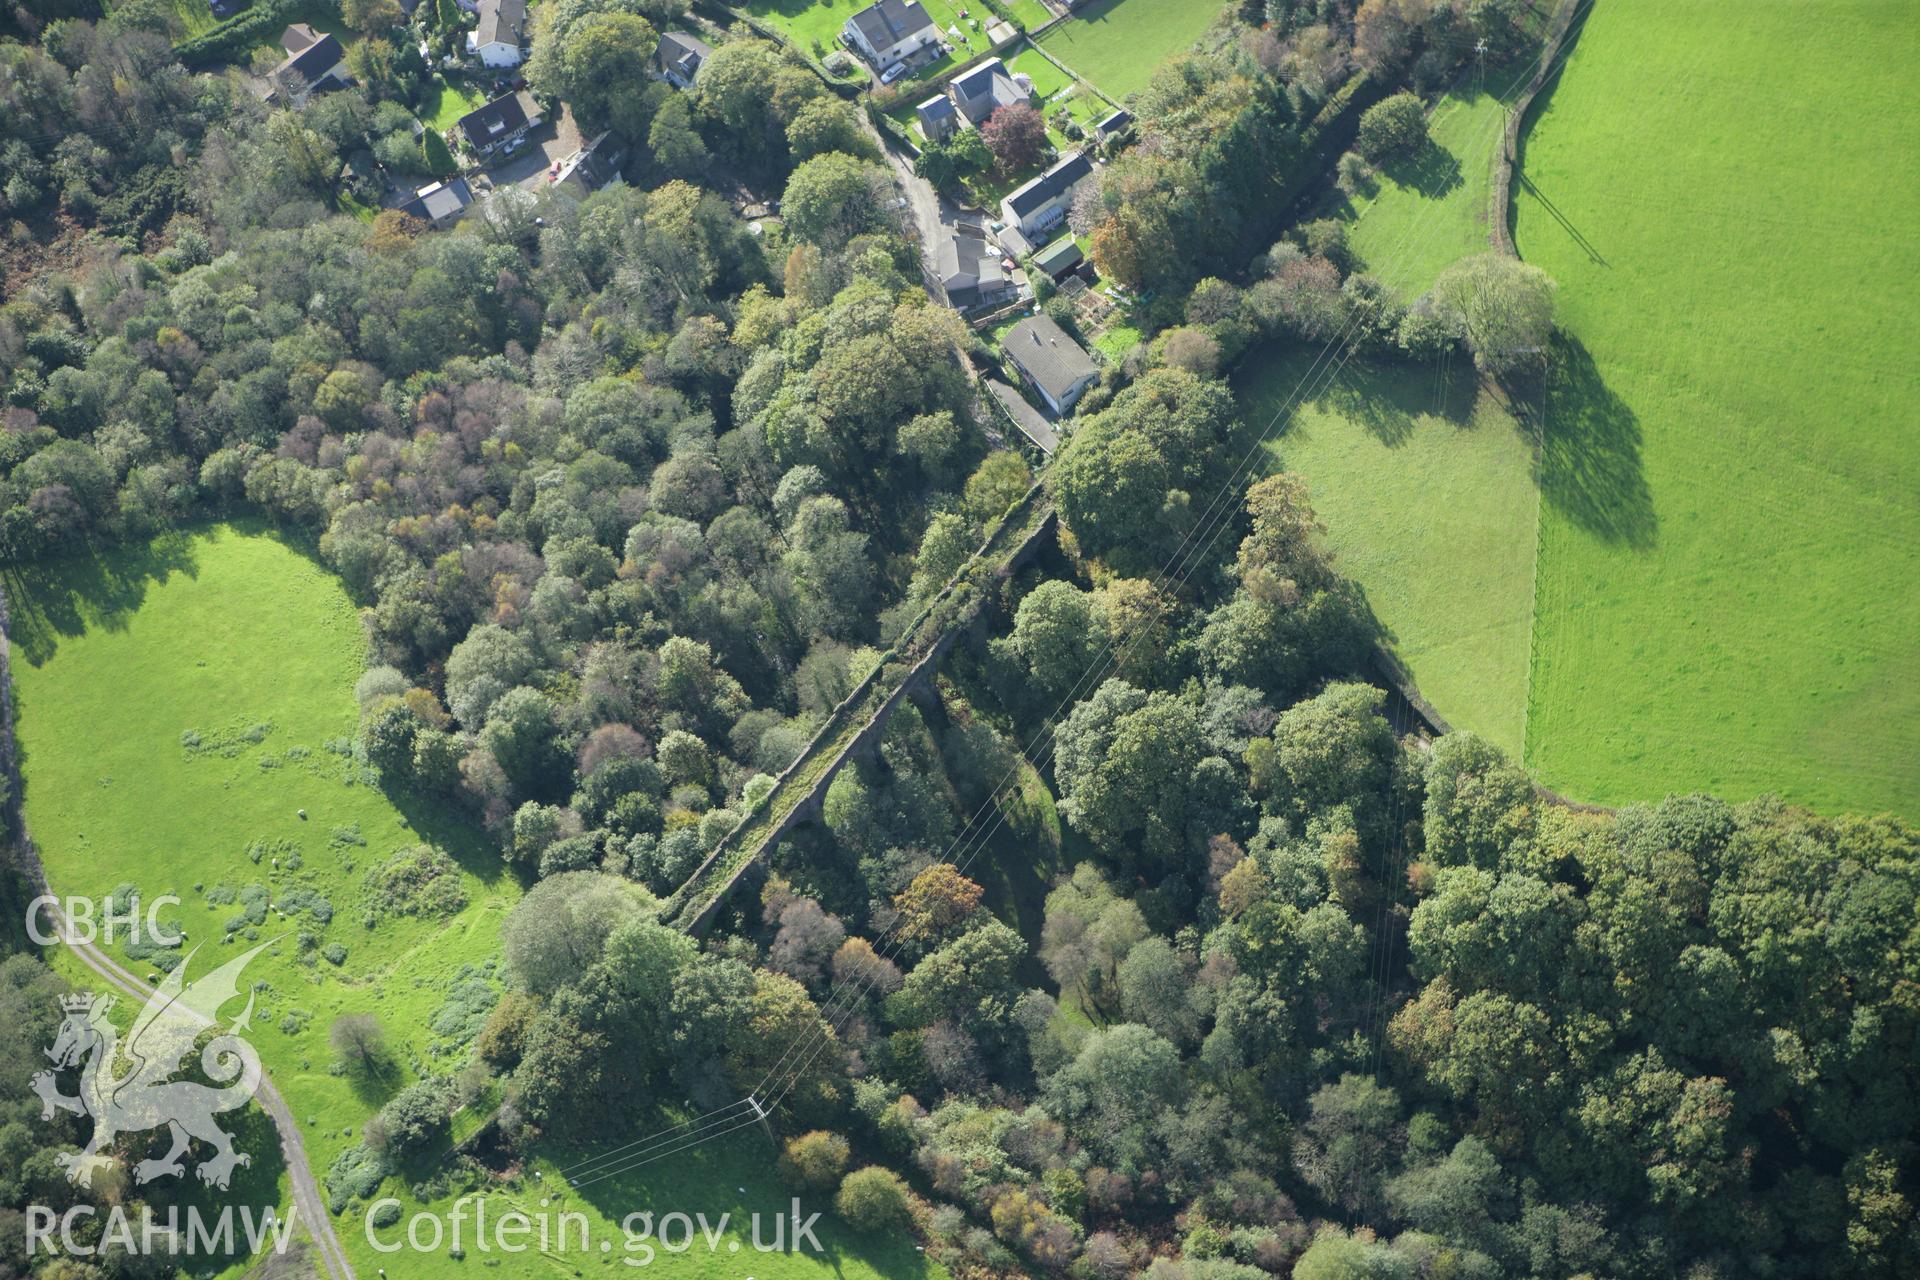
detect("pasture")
(8, 526), (513, 1244)
(1239, 352), (1539, 760)
(1513, 0), (1920, 816)
(6, 526), (939, 1278)
(1339, 85), (1512, 298)
(1033, 0), (1225, 101)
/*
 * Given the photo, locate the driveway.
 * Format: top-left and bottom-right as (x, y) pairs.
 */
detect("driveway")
(486, 104), (585, 190)
(876, 127), (955, 267)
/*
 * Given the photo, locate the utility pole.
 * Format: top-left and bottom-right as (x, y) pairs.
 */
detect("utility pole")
(747, 1093), (776, 1149)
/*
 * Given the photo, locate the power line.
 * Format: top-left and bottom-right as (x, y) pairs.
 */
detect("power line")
(568, 2), (1612, 1188)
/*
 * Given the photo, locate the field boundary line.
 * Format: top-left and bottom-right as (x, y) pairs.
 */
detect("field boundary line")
(1489, 0), (1589, 256)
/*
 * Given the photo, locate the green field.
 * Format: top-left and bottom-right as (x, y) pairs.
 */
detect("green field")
(1034, 0), (1224, 101)
(8, 526), (942, 1277)
(1513, 0), (1920, 816)
(1339, 85), (1513, 298)
(1241, 353), (1539, 759)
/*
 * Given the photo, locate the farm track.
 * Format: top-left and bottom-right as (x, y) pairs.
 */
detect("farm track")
(0, 584), (355, 1280)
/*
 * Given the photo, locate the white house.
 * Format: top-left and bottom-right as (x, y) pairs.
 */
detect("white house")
(467, 0), (527, 69)
(1003, 312), (1098, 417)
(918, 56), (1029, 141)
(841, 0), (938, 74)
(999, 151), (1093, 240)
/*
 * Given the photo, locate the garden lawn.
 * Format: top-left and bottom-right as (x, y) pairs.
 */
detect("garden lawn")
(418, 77), (486, 132)
(1513, 0), (1920, 817)
(1000, 0), (1050, 27)
(141, 0), (220, 37)
(9, 525), (516, 1274)
(1239, 352), (1538, 758)
(1338, 85), (1513, 298)
(1034, 0), (1224, 101)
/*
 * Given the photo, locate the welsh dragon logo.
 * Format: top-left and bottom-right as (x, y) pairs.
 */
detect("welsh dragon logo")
(31, 942), (271, 1190)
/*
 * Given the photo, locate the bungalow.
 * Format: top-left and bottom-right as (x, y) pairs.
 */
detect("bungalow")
(467, 0), (527, 69)
(652, 32), (712, 89)
(999, 150), (1092, 241)
(1031, 236), (1084, 282)
(1003, 312), (1098, 417)
(457, 89), (545, 160)
(397, 178), (474, 228)
(841, 0), (938, 74)
(270, 24), (348, 106)
(935, 224), (1012, 312)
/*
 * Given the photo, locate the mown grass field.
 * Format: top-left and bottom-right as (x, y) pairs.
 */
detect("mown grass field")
(1240, 353), (1539, 759)
(9, 526), (942, 1278)
(1033, 0), (1223, 101)
(1513, 0), (1920, 816)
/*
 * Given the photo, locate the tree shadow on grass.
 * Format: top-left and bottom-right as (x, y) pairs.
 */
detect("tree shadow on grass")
(1381, 137), (1463, 200)
(1320, 355), (1479, 448)
(127, 1101), (297, 1277)
(387, 785), (515, 889)
(2, 531), (202, 667)
(1534, 334), (1656, 550)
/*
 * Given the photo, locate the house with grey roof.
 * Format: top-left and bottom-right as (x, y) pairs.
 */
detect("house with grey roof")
(950, 57), (1027, 125)
(652, 32), (713, 89)
(552, 131), (623, 197)
(935, 225), (1012, 312)
(1003, 312), (1098, 417)
(457, 89), (545, 159)
(916, 93), (959, 142)
(398, 178), (474, 228)
(270, 24), (348, 106)
(999, 150), (1093, 240)
(918, 56), (1030, 141)
(841, 0), (938, 74)
(467, 0), (526, 67)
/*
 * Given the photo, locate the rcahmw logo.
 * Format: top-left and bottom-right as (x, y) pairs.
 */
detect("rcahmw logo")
(27, 1204), (298, 1259)
(31, 940), (272, 1189)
